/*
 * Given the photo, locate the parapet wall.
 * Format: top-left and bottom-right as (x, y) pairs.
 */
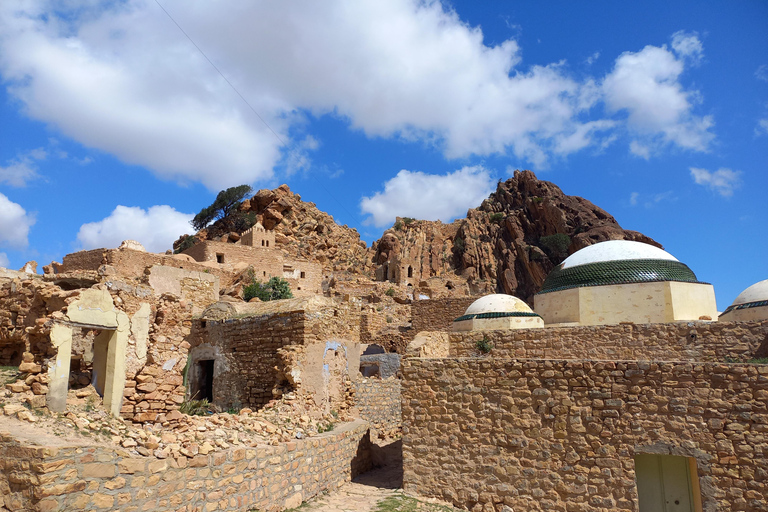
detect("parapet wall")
(402, 357), (768, 512)
(449, 320), (768, 361)
(0, 420), (371, 512)
(411, 297), (476, 333)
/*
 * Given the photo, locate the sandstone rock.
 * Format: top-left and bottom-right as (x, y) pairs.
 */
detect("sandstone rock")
(18, 362), (41, 374)
(31, 382), (48, 395)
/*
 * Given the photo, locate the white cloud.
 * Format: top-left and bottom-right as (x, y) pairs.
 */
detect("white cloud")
(756, 64), (768, 83)
(603, 32), (714, 155)
(0, 253), (9, 268)
(629, 192), (639, 206)
(757, 118), (768, 137)
(629, 141), (650, 160)
(77, 205), (194, 253)
(0, 193), (35, 249)
(671, 31), (703, 64)
(0, 0), (620, 188)
(0, 147), (47, 186)
(360, 166), (494, 227)
(689, 167), (741, 197)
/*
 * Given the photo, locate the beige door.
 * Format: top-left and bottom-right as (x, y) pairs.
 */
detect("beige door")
(635, 454), (699, 512)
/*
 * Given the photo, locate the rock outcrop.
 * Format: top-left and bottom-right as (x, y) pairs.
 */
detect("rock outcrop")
(176, 185), (374, 275)
(372, 170), (660, 304)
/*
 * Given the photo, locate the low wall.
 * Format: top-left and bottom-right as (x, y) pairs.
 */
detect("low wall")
(411, 297), (476, 333)
(401, 358), (768, 512)
(450, 320), (768, 361)
(353, 378), (402, 437)
(0, 420), (371, 512)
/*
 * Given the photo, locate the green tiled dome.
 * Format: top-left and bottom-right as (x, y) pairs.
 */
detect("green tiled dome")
(538, 258), (701, 294)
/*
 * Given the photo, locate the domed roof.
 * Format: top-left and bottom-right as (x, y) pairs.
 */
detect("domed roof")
(731, 279), (768, 306)
(464, 294), (534, 315)
(538, 240), (701, 294)
(560, 240), (677, 269)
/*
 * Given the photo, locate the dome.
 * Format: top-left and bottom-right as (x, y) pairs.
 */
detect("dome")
(721, 279), (768, 315)
(560, 240), (677, 269)
(539, 240), (701, 294)
(453, 294), (542, 331)
(464, 294), (534, 316)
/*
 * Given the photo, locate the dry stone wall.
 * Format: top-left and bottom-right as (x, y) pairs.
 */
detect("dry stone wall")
(352, 378), (401, 438)
(450, 320), (768, 362)
(401, 357), (768, 512)
(0, 420), (371, 512)
(411, 297), (476, 333)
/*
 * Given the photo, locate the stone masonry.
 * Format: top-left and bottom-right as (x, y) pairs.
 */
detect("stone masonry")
(0, 419), (371, 512)
(402, 358), (768, 512)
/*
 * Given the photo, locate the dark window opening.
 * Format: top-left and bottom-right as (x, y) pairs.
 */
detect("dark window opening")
(261, 240), (265, 246)
(263, 271), (266, 277)
(407, 266), (413, 278)
(194, 360), (215, 402)
(300, 271), (306, 278)
(216, 254), (224, 264)
(266, 241), (269, 247)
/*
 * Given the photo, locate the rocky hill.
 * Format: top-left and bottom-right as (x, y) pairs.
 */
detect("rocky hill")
(177, 185), (374, 274)
(372, 170), (660, 303)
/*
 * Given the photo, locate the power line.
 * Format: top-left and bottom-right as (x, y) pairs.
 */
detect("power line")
(153, 0), (362, 226)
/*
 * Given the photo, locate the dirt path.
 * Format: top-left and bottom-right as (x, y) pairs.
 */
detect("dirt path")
(294, 464), (460, 512)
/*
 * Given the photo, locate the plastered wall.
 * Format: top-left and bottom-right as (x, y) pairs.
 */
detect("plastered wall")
(535, 281), (718, 326)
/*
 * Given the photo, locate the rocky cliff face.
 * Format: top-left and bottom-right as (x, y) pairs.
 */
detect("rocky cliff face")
(372, 170), (660, 304)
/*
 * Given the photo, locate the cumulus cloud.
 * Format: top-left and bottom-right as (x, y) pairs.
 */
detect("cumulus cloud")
(603, 32), (714, 155)
(0, 253), (9, 268)
(0, 193), (35, 248)
(689, 167), (741, 197)
(360, 166), (494, 227)
(0, 0), (621, 187)
(77, 205), (194, 253)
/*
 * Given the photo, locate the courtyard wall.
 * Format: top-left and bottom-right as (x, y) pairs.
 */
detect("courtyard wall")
(449, 320), (768, 362)
(401, 357), (768, 512)
(352, 378), (402, 438)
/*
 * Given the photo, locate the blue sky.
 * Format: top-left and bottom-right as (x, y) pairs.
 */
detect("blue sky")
(0, 0), (765, 310)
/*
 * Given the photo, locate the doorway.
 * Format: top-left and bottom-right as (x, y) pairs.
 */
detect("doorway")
(635, 454), (702, 512)
(192, 359), (215, 401)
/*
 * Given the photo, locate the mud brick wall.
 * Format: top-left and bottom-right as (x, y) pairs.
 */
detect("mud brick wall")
(352, 378), (402, 437)
(450, 320), (768, 362)
(58, 249), (106, 273)
(0, 420), (371, 512)
(401, 358), (768, 512)
(411, 297), (476, 333)
(360, 312), (386, 344)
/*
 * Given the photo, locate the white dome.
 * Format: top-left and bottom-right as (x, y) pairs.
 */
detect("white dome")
(731, 279), (768, 306)
(464, 294), (533, 315)
(561, 240), (677, 269)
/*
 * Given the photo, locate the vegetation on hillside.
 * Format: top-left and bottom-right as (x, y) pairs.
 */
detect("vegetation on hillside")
(191, 185), (253, 231)
(244, 276), (293, 302)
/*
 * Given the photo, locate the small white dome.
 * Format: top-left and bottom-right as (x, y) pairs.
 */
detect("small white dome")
(731, 279), (768, 306)
(561, 240), (677, 269)
(464, 294), (533, 315)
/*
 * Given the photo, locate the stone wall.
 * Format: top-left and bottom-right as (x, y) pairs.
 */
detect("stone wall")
(0, 420), (371, 512)
(411, 297), (476, 333)
(450, 320), (768, 362)
(58, 248), (231, 286)
(353, 378), (402, 438)
(401, 357), (768, 512)
(187, 300), (361, 411)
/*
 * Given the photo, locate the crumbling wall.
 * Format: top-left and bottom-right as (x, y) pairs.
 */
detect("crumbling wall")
(0, 420), (371, 512)
(187, 313), (306, 409)
(402, 358), (768, 512)
(411, 297), (476, 333)
(146, 265), (219, 309)
(450, 320), (768, 361)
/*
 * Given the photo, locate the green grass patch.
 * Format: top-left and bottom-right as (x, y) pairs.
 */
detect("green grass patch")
(374, 493), (458, 512)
